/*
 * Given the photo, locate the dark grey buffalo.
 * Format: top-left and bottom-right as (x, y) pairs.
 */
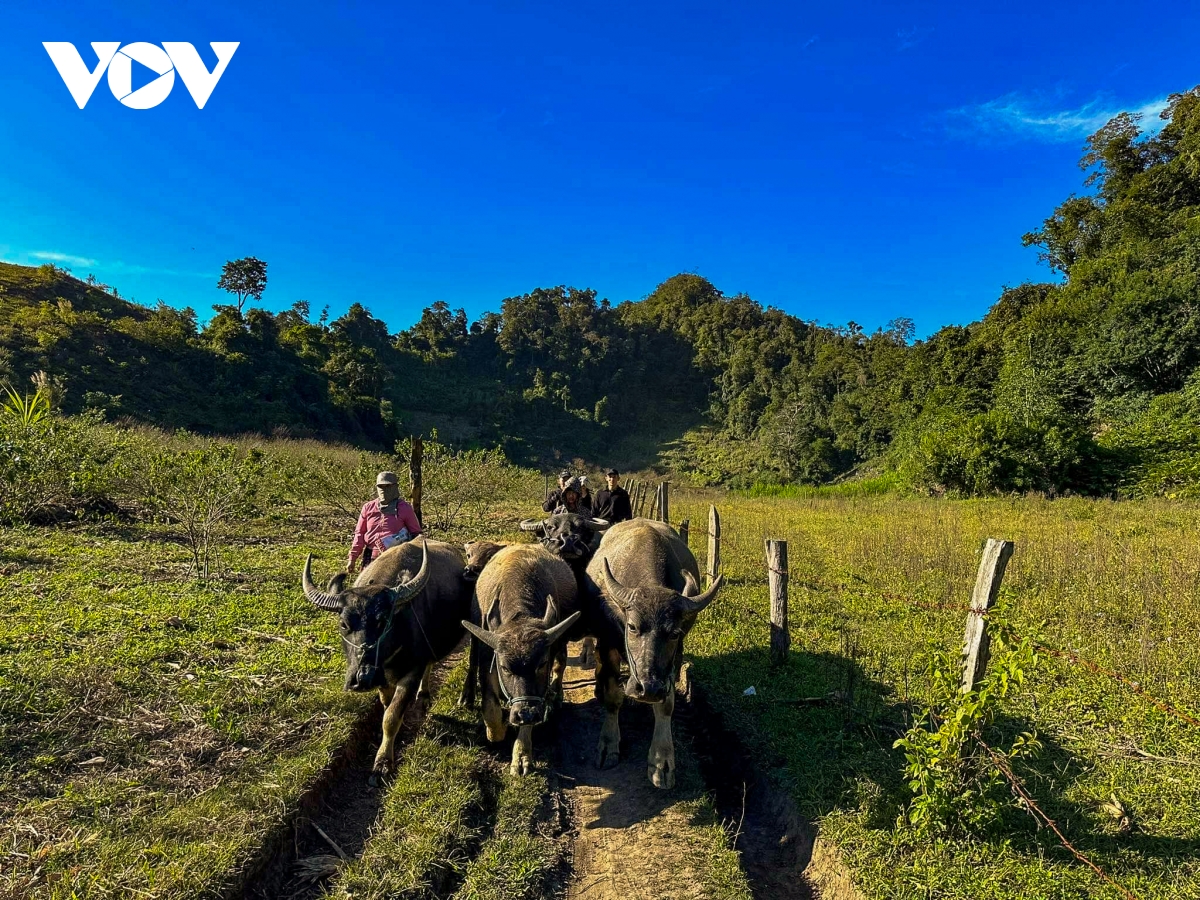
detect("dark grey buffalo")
(460, 544), (580, 775)
(518, 511), (611, 563)
(302, 539), (471, 777)
(584, 518), (723, 789)
(518, 512), (611, 668)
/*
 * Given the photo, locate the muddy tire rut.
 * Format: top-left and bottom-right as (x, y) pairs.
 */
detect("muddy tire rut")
(238, 647), (465, 900)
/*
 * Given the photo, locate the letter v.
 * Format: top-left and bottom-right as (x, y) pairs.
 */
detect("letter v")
(163, 42), (240, 109)
(43, 43), (120, 109)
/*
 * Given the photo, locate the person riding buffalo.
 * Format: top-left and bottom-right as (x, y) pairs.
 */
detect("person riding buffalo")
(347, 471), (422, 572)
(594, 469), (632, 523)
(543, 471), (593, 515)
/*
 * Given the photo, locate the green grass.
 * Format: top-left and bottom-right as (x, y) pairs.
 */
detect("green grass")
(328, 657), (567, 900)
(673, 489), (1200, 900)
(0, 518), (367, 899)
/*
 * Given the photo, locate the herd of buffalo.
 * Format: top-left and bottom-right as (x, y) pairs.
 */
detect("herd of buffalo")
(301, 511), (724, 789)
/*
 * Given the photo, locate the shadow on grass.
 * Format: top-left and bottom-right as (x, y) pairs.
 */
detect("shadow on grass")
(691, 642), (1199, 887)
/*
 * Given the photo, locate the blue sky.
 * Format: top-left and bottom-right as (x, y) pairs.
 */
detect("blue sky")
(1, 2), (1195, 337)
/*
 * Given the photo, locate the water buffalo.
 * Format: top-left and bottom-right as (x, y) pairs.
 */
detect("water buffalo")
(519, 512), (611, 668)
(460, 544), (581, 775)
(301, 538), (471, 777)
(584, 518), (723, 789)
(462, 540), (508, 582)
(518, 511), (611, 563)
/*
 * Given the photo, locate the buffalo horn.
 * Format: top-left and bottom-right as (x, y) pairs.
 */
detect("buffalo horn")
(543, 609), (582, 645)
(392, 539), (431, 605)
(677, 574), (724, 614)
(302, 554), (343, 611)
(461, 619), (500, 650)
(519, 519), (543, 533)
(601, 558), (637, 609)
(585, 517), (612, 531)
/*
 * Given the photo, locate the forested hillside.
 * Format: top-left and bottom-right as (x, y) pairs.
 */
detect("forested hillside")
(4, 87), (1200, 496)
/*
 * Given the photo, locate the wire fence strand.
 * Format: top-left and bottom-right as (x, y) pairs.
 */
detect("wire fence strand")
(977, 737), (1143, 900)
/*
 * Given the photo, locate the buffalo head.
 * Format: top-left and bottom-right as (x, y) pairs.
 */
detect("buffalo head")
(461, 598), (580, 727)
(519, 512), (610, 562)
(462, 540), (506, 582)
(600, 559), (723, 703)
(302, 541), (431, 692)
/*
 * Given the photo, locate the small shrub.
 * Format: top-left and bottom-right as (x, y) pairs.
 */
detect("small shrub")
(893, 620), (1040, 839)
(0, 378), (132, 524)
(138, 442), (266, 578)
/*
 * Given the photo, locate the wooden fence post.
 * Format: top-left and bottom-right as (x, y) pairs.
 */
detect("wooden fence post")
(766, 540), (790, 665)
(648, 485), (659, 521)
(659, 482), (670, 524)
(961, 538), (1015, 694)
(679, 519), (690, 545)
(409, 436), (423, 525)
(706, 505), (721, 588)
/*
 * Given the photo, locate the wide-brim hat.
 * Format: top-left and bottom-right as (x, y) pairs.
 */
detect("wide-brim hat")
(376, 471), (399, 486)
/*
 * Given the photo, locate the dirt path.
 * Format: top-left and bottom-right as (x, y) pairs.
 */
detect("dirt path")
(555, 644), (747, 900)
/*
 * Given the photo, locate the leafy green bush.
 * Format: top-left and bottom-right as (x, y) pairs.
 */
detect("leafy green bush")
(897, 410), (1095, 495)
(894, 623), (1040, 839)
(1098, 373), (1200, 498)
(0, 378), (135, 524)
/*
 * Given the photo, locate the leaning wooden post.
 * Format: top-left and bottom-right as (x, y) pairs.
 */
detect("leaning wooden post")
(409, 435), (424, 525)
(960, 538), (1015, 693)
(659, 482), (670, 524)
(679, 519), (690, 545)
(766, 540), (790, 665)
(706, 505), (721, 588)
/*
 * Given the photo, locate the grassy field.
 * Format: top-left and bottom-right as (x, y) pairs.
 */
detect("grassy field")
(0, 514), (367, 899)
(672, 489), (1200, 900)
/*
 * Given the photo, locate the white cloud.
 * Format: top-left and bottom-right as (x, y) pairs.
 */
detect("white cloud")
(29, 250), (97, 267)
(5, 248), (213, 279)
(946, 91), (1172, 143)
(897, 26), (932, 52)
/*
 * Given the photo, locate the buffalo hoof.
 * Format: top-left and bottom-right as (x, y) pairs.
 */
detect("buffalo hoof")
(370, 752), (394, 784)
(579, 640), (597, 670)
(595, 737), (620, 769)
(510, 755), (533, 777)
(648, 763), (674, 790)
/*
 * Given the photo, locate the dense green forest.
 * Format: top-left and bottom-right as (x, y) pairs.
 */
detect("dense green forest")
(4, 88), (1200, 497)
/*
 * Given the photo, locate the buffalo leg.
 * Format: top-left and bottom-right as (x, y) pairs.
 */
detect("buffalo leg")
(482, 654), (507, 743)
(510, 725), (535, 776)
(458, 637), (478, 708)
(594, 646), (624, 769)
(374, 666), (422, 777)
(549, 643), (567, 706)
(578, 635), (597, 670)
(648, 681), (676, 789)
(415, 661), (435, 702)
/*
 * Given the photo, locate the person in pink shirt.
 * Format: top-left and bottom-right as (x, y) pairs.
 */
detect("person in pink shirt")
(347, 471), (423, 572)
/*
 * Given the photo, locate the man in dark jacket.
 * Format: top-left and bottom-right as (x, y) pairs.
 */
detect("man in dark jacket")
(594, 469), (632, 523)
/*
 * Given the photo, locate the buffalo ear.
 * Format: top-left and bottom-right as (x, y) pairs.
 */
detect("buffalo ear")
(485, 597), (503, 630)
